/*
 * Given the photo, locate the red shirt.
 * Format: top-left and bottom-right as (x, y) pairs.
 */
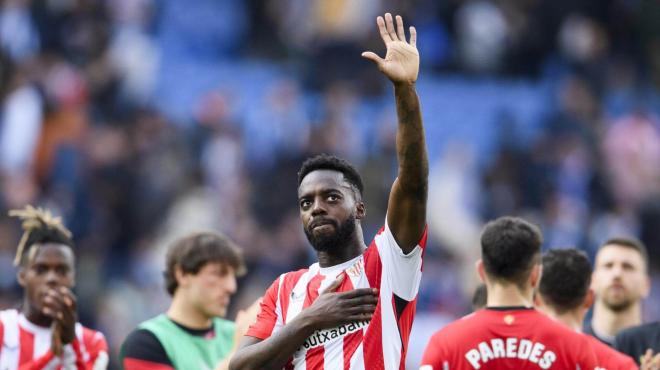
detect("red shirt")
(247, 223), (428, 370)
(0, 309), (108, 370)
(586, 335), (638, 370)
(421, 308), (599, 370)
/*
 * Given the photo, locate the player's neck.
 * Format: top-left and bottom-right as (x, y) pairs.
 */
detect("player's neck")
(167, 295), (213, 330)
(317, 226), (366, 268)
(545, 308), (584, 332)
(486, 284), (533, 308)
(592, 300), (641, 338)
(21, 301), (52, 327)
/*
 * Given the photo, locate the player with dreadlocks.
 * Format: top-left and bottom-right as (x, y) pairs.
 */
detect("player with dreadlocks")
(0, 205), (109, 369)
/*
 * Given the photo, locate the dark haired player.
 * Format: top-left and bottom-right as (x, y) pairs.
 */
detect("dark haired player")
(587, 238), (651, 346)
(120, 232), (260, 370)
(230, 12), (428, 370)
(0, 206), (108, 369)
(421, 217), (599, 370)
(535, 249), (638, 370)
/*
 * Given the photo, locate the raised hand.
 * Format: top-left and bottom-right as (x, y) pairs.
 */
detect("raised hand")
(300, 274), (378, 330)
(362, 13), (419, 85)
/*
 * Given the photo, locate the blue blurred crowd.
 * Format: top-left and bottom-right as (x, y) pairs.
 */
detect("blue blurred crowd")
(0, 0), (659, 368)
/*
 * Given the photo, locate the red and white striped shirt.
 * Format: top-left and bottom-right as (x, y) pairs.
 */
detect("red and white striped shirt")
(0, 309), (109, 370)
(247, 222), (428, 370)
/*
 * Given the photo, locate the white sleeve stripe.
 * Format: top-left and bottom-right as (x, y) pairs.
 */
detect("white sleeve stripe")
(0, 310), (19, 369)
(375, 222), (424, 300)
(274, 274), (285, 330)
(383, 220), (423, 258)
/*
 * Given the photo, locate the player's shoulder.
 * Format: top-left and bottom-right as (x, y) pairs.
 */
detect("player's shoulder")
(528, 310), (576, 334)
(121, 327), (165, 354)
(0, 309), (18, 332)
(266, 267), (313, 297)
(433, 311), (482, 339)
(586, 333), (616, 355)
(539, 316), (588, 341)
(424, 311), (490, 353)
(280, 267), (311, 280)
(120, 327), (172, 366)
(80, 325), (107, 344)
(0, 308), (18, 320)
(617, 321), (660, 341)
(278, 267), (312, 287)
(615, 321), (660, 356)
(587, 335), (637, 368)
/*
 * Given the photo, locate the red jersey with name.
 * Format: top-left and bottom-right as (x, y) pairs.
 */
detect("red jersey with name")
(420, 308), (599, 370)
(586, 335), (638, 370)
(0, 309), (109, 370)
(247, 222), (428, 370)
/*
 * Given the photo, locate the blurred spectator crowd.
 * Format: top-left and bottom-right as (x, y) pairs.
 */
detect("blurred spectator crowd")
(0, 0), (659, 368)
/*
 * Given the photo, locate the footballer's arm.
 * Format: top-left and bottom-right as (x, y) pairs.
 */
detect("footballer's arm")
(362, 13), (428, 254)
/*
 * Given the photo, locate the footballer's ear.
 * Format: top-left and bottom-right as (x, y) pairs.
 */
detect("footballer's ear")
(17, 268), (26, 288)
(583, 288), (595, 310)
(641, 275), (651, 299)
(529, 263), (543, 289)
(476, 260), (486, 283)
(356, 202), (366, 220)
(174, 265), (191, 289)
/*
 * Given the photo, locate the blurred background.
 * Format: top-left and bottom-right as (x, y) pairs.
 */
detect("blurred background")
(0, 0), (659, 368)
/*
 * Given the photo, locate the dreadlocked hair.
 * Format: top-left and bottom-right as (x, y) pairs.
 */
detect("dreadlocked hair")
(8, 205), (74, 267)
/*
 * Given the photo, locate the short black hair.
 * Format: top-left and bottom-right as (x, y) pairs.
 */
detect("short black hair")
(164, 232), (246, 295)
(472, 284), (487, 310)
(539, 249), (592, 314)
(9, 206), (74, 267)
(297, 154), (364, 198)
(481, 216), (543, 288)
(599, 237), (649, 270)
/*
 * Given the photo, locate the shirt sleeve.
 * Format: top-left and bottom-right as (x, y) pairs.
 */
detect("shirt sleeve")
(83, 329), (109, 370)
(246, 277), (280, 340)
(120, 329), (174, 370)
(375, 220), (428, 300)
(420, 331), (446, 370)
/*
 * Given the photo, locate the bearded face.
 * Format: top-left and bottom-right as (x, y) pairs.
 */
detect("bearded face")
(304, 214), (356, 252)
(601, 280), (635, 312)
(592, 245), (650, 312)
(298, 170), (363, 255)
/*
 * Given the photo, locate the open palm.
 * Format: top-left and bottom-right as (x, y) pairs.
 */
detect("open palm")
(362, 13), (419, 84)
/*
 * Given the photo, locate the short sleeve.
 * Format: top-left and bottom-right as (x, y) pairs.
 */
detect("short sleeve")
(375, 220), (428, 300)
(83, 328), (109, 369)
(246, 277), (280, 340)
